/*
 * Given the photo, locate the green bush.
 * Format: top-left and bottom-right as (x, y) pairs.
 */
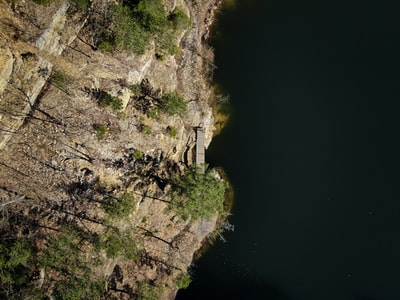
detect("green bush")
(32, 0), (53, 5)
(99, 1), (190, 56)
(95, 124), (109, 140)
(169, 7), (191, 31)
(134, 0), (168, 34)
(132, 150), (144, 160)
(98, 91), (123, 111)
(103, 192), (136, 219)
(53, 277), (103, 300)
(176, 273), (191, 289)
(140, 124), (152, 135)
(160, 91), (186, 116)
(69, 0), (91, 10)
(130, 83), (143, 95)
(147, 107), (160, 119)
(97, 228), (139, 260)
(155, 29), (180, 56)
(39, 226), (85, 273)
(166, 126), (177, 138)
(98, 39), (116, 52)
(0, 240), (33, 285)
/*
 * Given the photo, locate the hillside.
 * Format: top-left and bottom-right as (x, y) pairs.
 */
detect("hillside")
(0, 0), (228, 299)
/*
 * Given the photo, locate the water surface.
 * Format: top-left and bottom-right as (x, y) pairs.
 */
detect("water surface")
(177, 1), (400, 299)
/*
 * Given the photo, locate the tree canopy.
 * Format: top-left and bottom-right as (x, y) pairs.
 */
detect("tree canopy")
(168, 165), (228, 220)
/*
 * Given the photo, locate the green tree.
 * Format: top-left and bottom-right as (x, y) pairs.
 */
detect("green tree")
(96, 228), (139, 260)
(136, 281), (163, 300)
(112, 4), (150, 54)
(0, 240), (33, 285)
(134, 0), (168, 34)
(168, 165), (228, 220)
(103, 192), (136, 219)
(39, 226), (87, 274)
(53, 276), (103, 300)
(160, 91), (186, 116)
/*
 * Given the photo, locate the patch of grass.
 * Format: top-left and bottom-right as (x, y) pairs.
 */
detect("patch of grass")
(98, 39), (116, 53)
(166, 126), (177, 138)
(132, 150), (144, 160)
(130, 83), (142, 95)
(94, 124), (109, 140)
(69, 0), (91, 10)
(169, 7), (191, 31)
(140, 124), (152, 135)
(147, 107), (160, 119)
(52, 70), (71, 89)
(32, 0), (53, 5)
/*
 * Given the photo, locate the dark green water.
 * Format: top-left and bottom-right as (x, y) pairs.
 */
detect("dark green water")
(177, 1), (400, 299)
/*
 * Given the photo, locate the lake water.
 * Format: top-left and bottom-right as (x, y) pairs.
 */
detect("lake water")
(177, 0), (400, 299)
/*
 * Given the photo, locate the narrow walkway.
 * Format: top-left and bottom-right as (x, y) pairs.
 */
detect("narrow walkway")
(195, 127), (205, 165)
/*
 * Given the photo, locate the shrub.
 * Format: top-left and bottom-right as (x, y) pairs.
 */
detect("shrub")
(69, 0), (91, 10)
(98, 39), (116, 52)
(0, 240), (33, 285)
(97, 228), (139, 260)
(32, 0), (53, 5)
(130, 83), (142, 95)
(140, 124), (152, 135)
(176, 273), (191, 289)
(103, 192), (136, 219)
(98, 91), (123, 111)
(99, 1), (190, 56)
(95, 124), (109, 140)
(169, 7), (191, 31)
(155, 29), (180, 56)
(53, 277), (103, 300)
(134, 0), (168, 34)
(147, 107), (160, 119)
(132, 150), (144, 160)
(160, 91), (186, 116)
(166, 126), (177, 138)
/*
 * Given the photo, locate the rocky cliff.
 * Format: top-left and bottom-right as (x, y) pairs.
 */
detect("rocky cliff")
(0, 0), (224, 299)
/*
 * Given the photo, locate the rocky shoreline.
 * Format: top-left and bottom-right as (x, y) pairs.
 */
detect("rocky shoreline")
(0, 0), (226, 298)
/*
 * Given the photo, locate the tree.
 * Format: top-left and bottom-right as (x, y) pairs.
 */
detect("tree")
(107, 4), (150, 55)
(134, 0), (168, 34)
(167, 165), (228, 220)
(0, 240), (33, 285)
(53, 276), (103, 300)
(96, 228), (140, 260)
(102, 192), (136, 219)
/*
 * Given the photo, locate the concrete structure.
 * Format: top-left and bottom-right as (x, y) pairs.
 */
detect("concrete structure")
(195, 127), (205, 165)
